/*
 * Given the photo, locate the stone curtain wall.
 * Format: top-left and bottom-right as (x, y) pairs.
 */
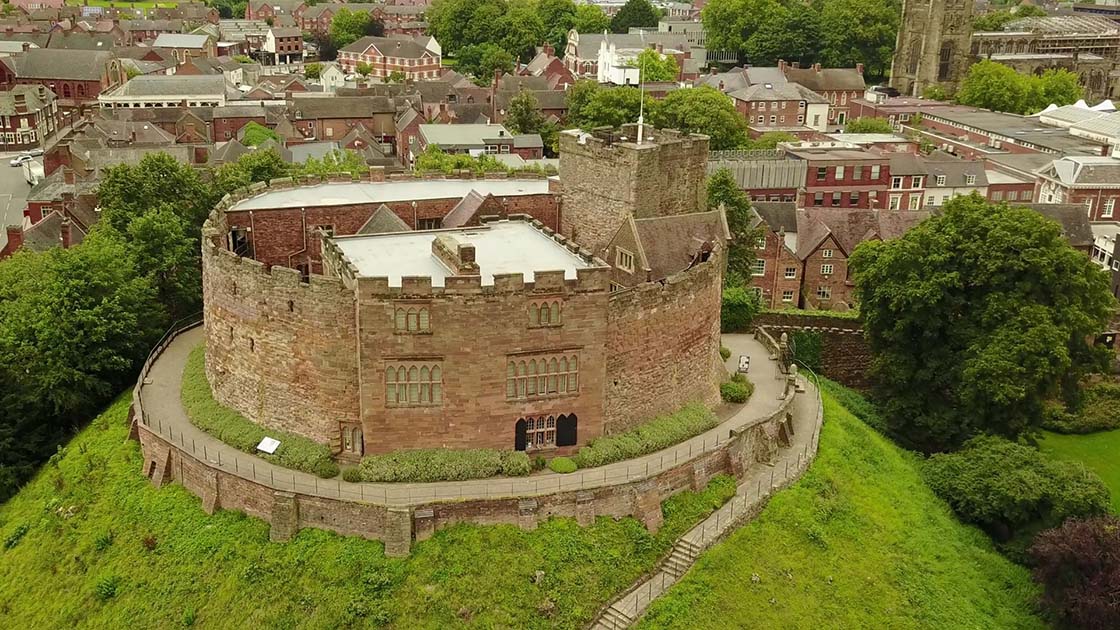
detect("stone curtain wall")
(756, 311), (872, 389)
(202, 233), (361, 445)
(605, 258), (725, 433)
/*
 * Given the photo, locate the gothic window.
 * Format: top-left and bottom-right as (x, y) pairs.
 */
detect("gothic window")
(506, 354), (578, 400)
(394, 305), (431, 333)
(529, 299), (562, 327)
(937, 43), (954, 82)
(385, 363), (442, 406)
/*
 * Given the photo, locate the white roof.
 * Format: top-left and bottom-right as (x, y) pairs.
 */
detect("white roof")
(153, 33), (210, 48)
(330, 220), (594, 286)
(229, 179), (552, 211)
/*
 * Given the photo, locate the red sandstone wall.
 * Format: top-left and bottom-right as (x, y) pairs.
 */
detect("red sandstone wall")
(604, 257), (724, 433)
(202, 236), (361, 446)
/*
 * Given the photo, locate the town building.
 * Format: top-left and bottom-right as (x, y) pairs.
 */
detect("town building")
(264, 27), (303, 65)
(922, 155), (989, 208)
(1036, 155), (1120, 220)
(337, 35), (441, 80)
(728, 81), (829, 133)
(563, 30), (700, 78)
(98, 74), (230, 108)
(0, 84), (58, 149)
(0, 48), (125, 105)
(152, 32), (215, 63)
(784, 142), (892, 210)
(412, 123), (543, 163)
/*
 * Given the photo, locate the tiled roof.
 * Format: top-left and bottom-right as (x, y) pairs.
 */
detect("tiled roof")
(340, 35), (430, 58)
(795, 208), (930, 259)
(4, 48), (113, 81)
(1016, 203), (1094, 248)
(632, 209), (730, 280)
(783, 66), (865, 92)
(357, 204), (411, 234)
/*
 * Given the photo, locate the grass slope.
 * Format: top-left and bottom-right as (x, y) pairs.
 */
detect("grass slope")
(0, 393), (736, 629)
(1040, 429), (1120, 514)
(637, 388), (1045, 630)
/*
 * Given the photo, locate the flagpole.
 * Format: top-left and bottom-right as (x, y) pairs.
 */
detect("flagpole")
(637, 31), (645, 145)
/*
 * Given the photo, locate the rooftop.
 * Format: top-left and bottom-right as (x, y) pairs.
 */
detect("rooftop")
(228, 179), (552, 212)
(329, 220), (596, 286)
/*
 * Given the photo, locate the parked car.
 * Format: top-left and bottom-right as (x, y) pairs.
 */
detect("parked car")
(9, 154), (32, 167)
(25, 148), (43, 157)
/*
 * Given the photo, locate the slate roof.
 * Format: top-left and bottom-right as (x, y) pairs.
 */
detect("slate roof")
(46, 32), (115, 50)
(152, 33), (210, 48)
(22, 211), (85, 252)
(631, 209), (731, 280)
(0, 85), (53, 115)
(794, 208), (930, 259)
(121, 19), (184, 32)
(751, 201), (798, 234)
(924, 156), (988, 188)
(288, 95), (397, 118)
(1016, 203), (1095, 249)
(114, 75), (227, 96)
(728, 81), (827, 104)
(783, 66), (865, 92)
(887, 153), (927, 176)
(3, 48), (113, 81)
(1041, 156), (1120, 187)
(340, 35), (430, 58)
(357, 204), (411, 234)
(208, 139), (252, 164)
(442, 190), (490, 228)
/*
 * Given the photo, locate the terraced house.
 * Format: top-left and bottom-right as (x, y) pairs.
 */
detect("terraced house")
(337, 35), (441, 80)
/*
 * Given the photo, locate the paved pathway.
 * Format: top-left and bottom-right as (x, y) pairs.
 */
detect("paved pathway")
(593, 371), (823, 629)
(140, 327), (791, 506)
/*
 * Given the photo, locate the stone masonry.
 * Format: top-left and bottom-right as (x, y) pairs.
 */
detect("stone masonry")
(891, 0), (974, 97)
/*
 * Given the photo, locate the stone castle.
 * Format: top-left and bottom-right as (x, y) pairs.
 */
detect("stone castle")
(201, 126), (728, 461)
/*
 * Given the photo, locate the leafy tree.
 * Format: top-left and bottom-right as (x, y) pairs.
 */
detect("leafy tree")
(297, 149), (369, 177)
(1028, 68), (1083, 112)
(744, 2), (820, 66)
(958, 61), (1082, 114)
(701, 0), (781, 56)
(844, 117), (894, 134)
(609, 0), (661, 34)
(816, 0), (898, 79)
(504, 90), (546, 135)
(240, 121), (280, 147)
(213, 148), (290, 196)
(579, 86), (643, 129)
(1030, 516), (1120, 630)
(384, 70), (406, 83)
(125, 208), (202, 319)
(538, 0), (577, 50)
(455, 43), (516, 83)
(635, 48), (678, 82)
(414, 145), (507, 174)
(974, 4), (1047, 31)
(97, 153), (215, 233)
(721, 285), (762, 332)
(707, 167), (760, 285)
(427, 0), (508, 53)
(851, 194), (1116, 452)
(356, 61), (372, 77)
(649, 86), (747, 150)
(745, 130), (797, 150)
(330, 8), (372, 49)
(565, 78), (601, 126)
(498, 0), (546, 61)
(572, 3), (611, 33)
(924, 435), (1110, 553)
(303, 62), (321, 79)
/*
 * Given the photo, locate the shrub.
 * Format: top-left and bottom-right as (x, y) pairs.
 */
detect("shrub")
(574, 404), (718, 469)
(719, 346), (731, 361)
(3, 523), (29, 550)
(531, 455), (547, 472)
(94, 576), (121, 602)
(924, 435), (1110, 553)
(720, 373), (754, 403)
(1044, 383), (1120, 434)
(721, 286), (760, 333)
(548, 457), (578, 474)
(791, 330), (822, 373)
(341, 467), (362, 483)
(355, 448), (531, 483)
(1030, 516), (1120, 630)
(180, 345), (340, 479)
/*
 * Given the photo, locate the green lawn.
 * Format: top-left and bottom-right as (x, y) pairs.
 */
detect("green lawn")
(637, 388), (1045, 630)
(1040, 429), (1120, 514)
(0, 393), (736, 628)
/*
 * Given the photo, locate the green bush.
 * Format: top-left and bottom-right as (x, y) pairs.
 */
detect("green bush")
(94, 576), (121, 602)
(719, 346), (731, 361)
(574, 404), (718, 469)
(3, 523), (28, 550)
(341, 467), (362, 483)
(721, 286), (761, 333)
(720, 373), (754, 403)
(791, 330), (822, 373)
(924, 435), (1110, 555)
(1043, 383), (1120, 434)
(180, 345), (340, 479)
(548, 457), (578, 474)
(355, 448), (531, 483)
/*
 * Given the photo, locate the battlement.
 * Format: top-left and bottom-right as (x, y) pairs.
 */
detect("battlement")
(204, 238), (350, 296)
(559, 125), (710, 154)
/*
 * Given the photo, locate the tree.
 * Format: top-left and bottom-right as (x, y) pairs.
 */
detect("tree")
(744, 3), (821, 67)
(505, 90), (546, 135)
(707, 167), (759, 286)
(538, 0), (577, 51)
(125, 208), (202, 319)
(427, 0), (508, 54)
(701, 0), (782, 57)
(635, 48), (678, 82)
(384, 70), (406, 84)
(1030, 517), (1120, 630)
(844, 117), (894, 134)
(572, 3), (610, 34)
(609, 0), (660, 34)
(565, 78), (600, 127)
(579, 86), (643, 129)
(851, 194), (1116, 452)
(304, 62), (321, 79)
(330, 8), (372, 49)
(498, 0), (546, 62)
(816, 0), (899, 80)
(649, 86), (748, 150)
(745, 130), (796, 150)
(414, 145), (508, 174)
(97, 152), (215, 233)
(455, 43), (515, 83)
(213, 148), (290, 196)
(355, 61), (372, 77)
(957, 59), (1031, 114)
(974, 4), (1047, 31)
(297, 149), (369, 177)
(1028, 68), (1083, 113)
(240, 121), (280, 147)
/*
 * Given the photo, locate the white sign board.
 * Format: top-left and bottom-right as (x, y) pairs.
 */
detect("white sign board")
(257, 437), (281, 454)
(738, 355), (751, 373)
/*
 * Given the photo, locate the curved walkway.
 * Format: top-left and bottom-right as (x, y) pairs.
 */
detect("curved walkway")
(138, 326), (795, 507)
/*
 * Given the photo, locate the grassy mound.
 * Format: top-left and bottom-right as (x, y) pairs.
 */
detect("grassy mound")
(637, 386), (1045, 629)
(180, 344), (339, 479)
(0, 393), (737, 628)
(1040, 429), (1120, 514)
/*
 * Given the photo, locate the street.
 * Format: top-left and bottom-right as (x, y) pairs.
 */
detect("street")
(0, 152), (34, 251)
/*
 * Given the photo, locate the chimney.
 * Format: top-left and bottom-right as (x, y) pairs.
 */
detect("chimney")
(718, 80), (724, 91)
(431, 234), (480, 275)
(813, 62), (821, 73)
(20, 41), (28, 52)
(13, 91), (26, 114)
(856, 63), (864, 75)
(5, 225), (21, 252)
(60, 216), (72, 249)
(543, 42), (554, 57)
(493, 68), (502, 85)
(778, 59), (786, 73)
(63, 167), (75, 185)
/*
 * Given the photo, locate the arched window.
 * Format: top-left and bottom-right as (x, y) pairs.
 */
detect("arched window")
(352, 427), (363, 454)
(548, 358), (559, 393)
(77, 84), (85, 97)
(569, 356), (578, 391)
(419, 366), (430, 401)
(517, 361), (527, 398)
(395, 308), (406, 330)
(385, 367), (397, 403)
(527, 360), (537, 396)
(550, 301), (560, 323)
(539, 303), (550, 325)
(506, 362), (516, 398)
(418, 307), (429, 331)
(407, 308), (418, 331)
(408, 366), (419, 403)
(529, 304), (538, 325)
(558, 357), (568, 392)
(62, 84), (71, 98)
(386, 363), (442, 406)
(431, 366), (442, 403)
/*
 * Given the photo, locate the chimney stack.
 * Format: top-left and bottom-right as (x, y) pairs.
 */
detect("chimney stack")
(20, 41), (28, 52)
(63, 167), (75, 185)
(60, 216), (72, 249)
(5, 225), (22, 253)
(813, 62), (822, 72)
(856, 63), (864, 75)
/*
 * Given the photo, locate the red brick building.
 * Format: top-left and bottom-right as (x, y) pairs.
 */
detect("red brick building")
(0, 84), (59, 149)
(748, 202), (801, 308)
(781, 62), (866, 127)
(1036, 156), (1120, 221)
(729, 81), (830, 134)
(785, 143), (891, 210)
(0, 49), (125, 105)
(337, 35), (441, 80)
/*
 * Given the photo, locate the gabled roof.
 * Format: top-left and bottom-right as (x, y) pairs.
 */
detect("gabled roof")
(1015, 203), (1094, 249)
(794, 208), (930, 260)
(3, 48), (112, 81)
(728, 81), (827, 104)
(887, 153), (927, 176)
(751, 201), (797, 234)
(340, 35), (431, 58)
(783, 66), (865, 92)
(208, 139), (252, 164)
(631, 209), (731, 281)
(924, 156), (988, 188)
(22, 211), (85, 252)
(357, 204), (411, 234)
(46, 31), (115, 50)
(152, 33), (210, 48)
(443, 190), (504, 228)
(287, 95), (397, 119)
(1041, 156), (1120, 186)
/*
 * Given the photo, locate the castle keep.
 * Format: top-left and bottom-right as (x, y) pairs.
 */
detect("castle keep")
(201, 128), (726, 461)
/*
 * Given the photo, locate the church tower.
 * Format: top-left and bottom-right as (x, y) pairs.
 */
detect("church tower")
(891, 0), (974, 97)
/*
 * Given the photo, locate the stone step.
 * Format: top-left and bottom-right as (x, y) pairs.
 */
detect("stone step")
(597, 604), (633, 630)
(664, 551), (692, 578)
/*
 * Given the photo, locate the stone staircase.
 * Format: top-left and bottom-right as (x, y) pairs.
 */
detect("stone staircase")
(664, 538), (701, 578)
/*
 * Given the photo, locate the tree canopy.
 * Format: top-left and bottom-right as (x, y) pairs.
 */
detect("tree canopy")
(634, 48), (678, 82)
(240, 121), (280, 147)
(329, 8), (382, 49)
(957, 60), (1082, 115)
(973, 4), (1047, 32)
(707, 167), (759, 286)
(649, 86), (748, 150)
(455, 43), (516, 84)
(609, 0), (661, 34)
(851, 194), (1115, 452)
(844, 117), (895, 134)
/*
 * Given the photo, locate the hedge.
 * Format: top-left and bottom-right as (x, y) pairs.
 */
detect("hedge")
(721, 286), (760, 333)
(355, 448), (531, 482)
(720, 373), (754, 403)
(548, 456), (578, 474)
(573, 404), (718, 469)
(1043, 382), (1120, 434)
(180, 345), (340, 479)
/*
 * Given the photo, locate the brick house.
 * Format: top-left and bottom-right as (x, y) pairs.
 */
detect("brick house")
(520, 43), (575, 89)
(602, 209), (729, 291)
(245, 0), (306, 21)
(0, 48), (125, 105)
(337, 35), (441, 80)
(264, 27), (303, 65)
(886, 153), (927, 211)
(728, 81), (830, 134)
(0, 84), (59, 149)
(781, 61), (866, 127)
(748, 201), (801, 309)
(706, 154), (806, 203)
(1036, 156), (1120, 221)
(121, 19), (185, 46)
(212, 103), (281, 142)
(287, 95), (399, 146)
(923, 156), (988, 208)
(785, 143), (891, 210)
(151, 33), (216, 63)
(414, 123), (544, 163)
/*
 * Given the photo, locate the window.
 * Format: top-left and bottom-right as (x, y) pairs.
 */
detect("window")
(816, 286), (831, 300)
(821, 264), (834, 275)
(912, 176), (923, 189)
(836, 166), (845, 180)
(485, 144), (498, 154)
(822, 249), (834, 258)
(831, 192), (841, 207)
(756, 235), (767, 249)
(385, 363), (443, 406)
(394, 305), (431, 333)
(852, 165), (862, 180)
(609, 281), (624, 292)
(817, 166), (827, 181)
(991, 190), (1003, 201)
(849, 191), (860, 206)
(889, 194), (902, 211)
(418, 217), (442, 230)
(784, 266), (796, 279)
(506, 355), (579, 400)
(770, 115), (777, 124)
(909, 195), (920, 210)
(936, 175), (946, 186)
(891, 176), (903, 189)
(752, 259), (766, 276)
(870, 165), (881, 180)
(813, 114), (821, 126)
(525, 415), (556, 449)
(781, 289), (794, 302)
(780, 115), (785, 124)
(529, 300), (562, 327)
(1106, 198), (1116, 218)
(965, 174), (976, 185)
(813, 191), (824, 206)
(616, 248), (635, 273)
(797, 115), (804, 124)
(926, 195), (935, 206)
(770, 101), (777, 110)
